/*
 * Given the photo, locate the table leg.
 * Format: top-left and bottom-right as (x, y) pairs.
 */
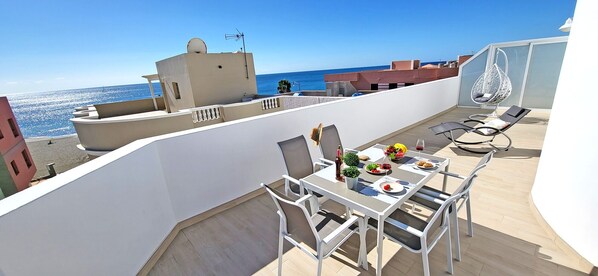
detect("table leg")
(376, 217), (384, 276)
(442, 161), (450, 192)
(359, 216), (368, 270)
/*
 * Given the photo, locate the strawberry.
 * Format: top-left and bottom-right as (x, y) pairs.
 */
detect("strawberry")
(383, 184), (391, 191)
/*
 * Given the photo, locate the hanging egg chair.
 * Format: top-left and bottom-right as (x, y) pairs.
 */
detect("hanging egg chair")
(470, 48), (512, 118)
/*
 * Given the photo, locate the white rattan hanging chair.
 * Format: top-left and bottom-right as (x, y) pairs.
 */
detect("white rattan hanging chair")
(470, 48), (512, 118)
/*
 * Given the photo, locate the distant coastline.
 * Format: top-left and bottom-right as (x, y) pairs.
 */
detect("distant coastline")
(7, 63), (447, 139)
(6, 65), (387, 138)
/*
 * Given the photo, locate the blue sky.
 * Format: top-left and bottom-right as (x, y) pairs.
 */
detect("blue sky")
(0, 0), (576, 94)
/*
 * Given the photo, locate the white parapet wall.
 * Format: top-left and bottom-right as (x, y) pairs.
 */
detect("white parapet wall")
(0, 77), (459, 275)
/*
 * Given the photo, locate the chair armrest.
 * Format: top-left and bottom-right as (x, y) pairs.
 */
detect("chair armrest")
(322, 215), (360, 244)
(385, 216), (424, 237)
(413, 191), (448, 203)
(438, 170), (466, 180)
(344, 148), (359, 154)
(464, 119), (486, 125)
(282, 174), (300, 185)
(319, 158), (334, 166)
(314, 162), (329, 170)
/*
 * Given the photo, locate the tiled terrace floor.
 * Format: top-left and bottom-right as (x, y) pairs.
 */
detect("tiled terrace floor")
(148, 107), (593, 276)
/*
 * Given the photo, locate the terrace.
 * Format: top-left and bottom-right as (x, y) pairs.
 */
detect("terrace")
(0, 2), (596, 274)
(147, 107), (593, 275)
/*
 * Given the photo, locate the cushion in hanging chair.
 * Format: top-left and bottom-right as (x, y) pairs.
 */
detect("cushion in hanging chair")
(474, 93), (493, 103)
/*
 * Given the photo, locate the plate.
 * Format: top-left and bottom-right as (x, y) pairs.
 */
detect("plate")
(365, 164), (390, 175)
(379, 182), (404, 194)
(415, 161), (438, 170)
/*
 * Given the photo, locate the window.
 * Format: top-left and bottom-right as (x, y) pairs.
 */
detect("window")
(370, 83), (378, 90)
(8, 118), (19, 137)
(10, 160), (19, 175)
(389, 83), (398, 89)
(173, 82), (181, 99)
(22, 150), (32, 168)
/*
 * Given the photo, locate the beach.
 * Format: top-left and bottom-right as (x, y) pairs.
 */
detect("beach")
(26, 135), (89, 180)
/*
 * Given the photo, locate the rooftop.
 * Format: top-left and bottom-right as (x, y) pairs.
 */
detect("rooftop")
(146, 107), (592, 276)
(1, 3), (597, 273)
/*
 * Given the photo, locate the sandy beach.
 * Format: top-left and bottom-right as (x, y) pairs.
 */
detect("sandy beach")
(26, 134), (90, 180)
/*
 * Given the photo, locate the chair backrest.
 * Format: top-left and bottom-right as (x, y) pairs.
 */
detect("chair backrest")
(424, 170), (483, 241)
(319, 125), (343, 162)
(262, 184), (318, 250)
(498, 105), (531, 131)
(453, 150), (494, 199)
(277, 135), (314, 180)
(470, 150), (495, 175)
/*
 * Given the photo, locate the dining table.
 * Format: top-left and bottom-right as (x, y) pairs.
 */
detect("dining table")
(300, 144), (450, 275)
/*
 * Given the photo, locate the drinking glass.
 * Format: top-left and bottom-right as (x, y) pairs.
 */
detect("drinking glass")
(415, 139), (425, 158)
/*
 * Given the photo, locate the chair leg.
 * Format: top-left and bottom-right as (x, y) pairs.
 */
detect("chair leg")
(466, 197), (473, 237)
(277, 232), (284, 276)
(316, 256), (323, 276)
(308, 195), (320, 215)
(446, 224), (454, 274)
(452, 203), (462, 261)
(422, 245), (431, 276)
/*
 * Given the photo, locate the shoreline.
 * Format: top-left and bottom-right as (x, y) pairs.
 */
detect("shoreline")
(25, 134), (90, 179)
(25, 133), (78, 142)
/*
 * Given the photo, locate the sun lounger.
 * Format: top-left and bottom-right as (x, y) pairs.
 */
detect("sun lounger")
(429, 106), (531, 153)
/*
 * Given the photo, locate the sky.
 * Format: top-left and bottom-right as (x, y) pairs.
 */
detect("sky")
(0, 0), (576, 95)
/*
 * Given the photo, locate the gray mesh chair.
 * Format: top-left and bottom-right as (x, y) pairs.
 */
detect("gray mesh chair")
(318, 125), (344, 165)
(262, 184), (367, 276)
(429, 106), (530, 153)
(278, 135), (327, 214)
(277, 135), (327, 197)
(367, 191), (463, 276)
(409, 150), (495, 261)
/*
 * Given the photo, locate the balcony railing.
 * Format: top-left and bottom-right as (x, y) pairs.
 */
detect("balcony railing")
(191, 106), (222, 123)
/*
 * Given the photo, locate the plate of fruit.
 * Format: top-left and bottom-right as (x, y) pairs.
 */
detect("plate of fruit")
(385, 143), (408, 161)
(365, 163), (391, 175)
(380, 182), (404, 194)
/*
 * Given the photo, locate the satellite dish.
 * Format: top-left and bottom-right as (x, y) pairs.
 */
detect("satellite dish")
(187, 38), (208, 54)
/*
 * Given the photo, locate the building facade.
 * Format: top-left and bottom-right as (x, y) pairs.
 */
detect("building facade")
(0, 97), (36, 198)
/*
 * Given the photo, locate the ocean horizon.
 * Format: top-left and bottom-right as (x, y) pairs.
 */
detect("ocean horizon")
(5, 63), (443, 138)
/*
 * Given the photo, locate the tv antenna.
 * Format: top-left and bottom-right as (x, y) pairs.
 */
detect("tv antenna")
(225, 29), (249, 79)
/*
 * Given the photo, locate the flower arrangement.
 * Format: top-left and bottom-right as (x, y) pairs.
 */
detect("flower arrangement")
(385, 143), (408, 160)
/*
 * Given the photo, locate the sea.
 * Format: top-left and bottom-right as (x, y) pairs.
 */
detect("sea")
(6, 64), (445, 138)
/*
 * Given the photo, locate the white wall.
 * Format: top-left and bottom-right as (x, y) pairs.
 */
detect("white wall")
(0, 77), (459, 275)
(155, 77), (459, 221)
(531, 0), (598, 266)
(0, 142), (177, 275)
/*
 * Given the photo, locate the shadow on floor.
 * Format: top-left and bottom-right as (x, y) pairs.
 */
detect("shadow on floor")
(352, 218), (586, 275)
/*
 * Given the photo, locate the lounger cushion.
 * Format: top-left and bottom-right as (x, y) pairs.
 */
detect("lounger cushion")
(505, 106), (526, 118)
(479, 118), (510, 135)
